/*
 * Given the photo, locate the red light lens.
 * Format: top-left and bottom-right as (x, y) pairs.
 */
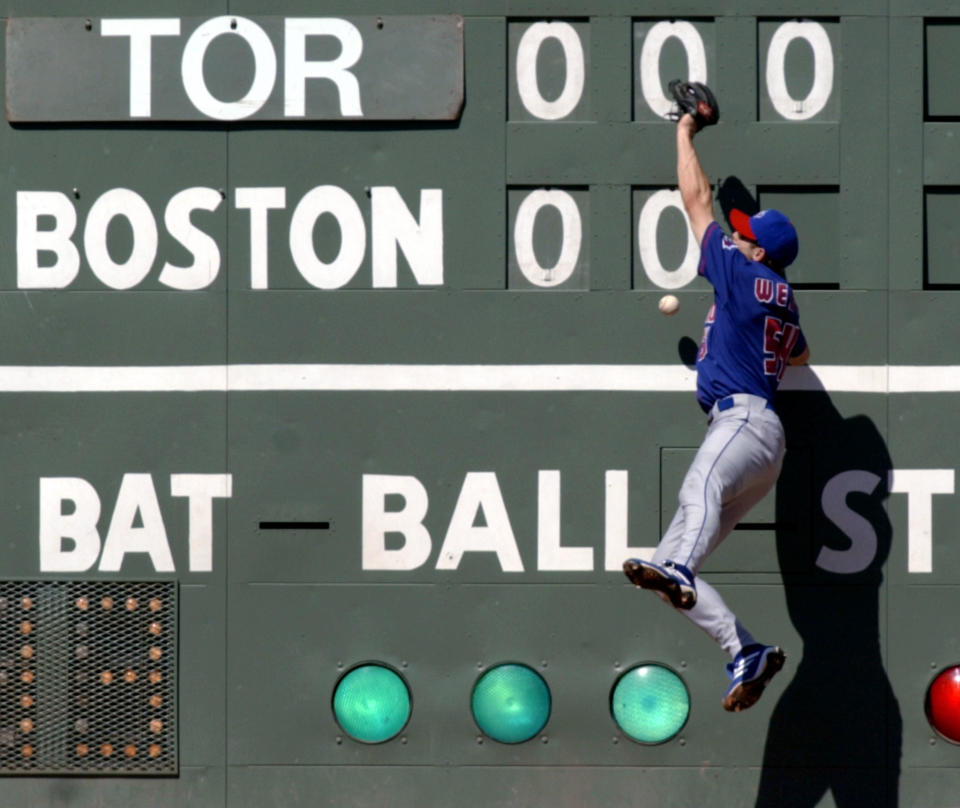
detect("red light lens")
(926, 666), (960, 743)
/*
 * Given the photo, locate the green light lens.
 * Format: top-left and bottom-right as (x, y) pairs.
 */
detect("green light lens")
(332, 664), (411, 743)
(611, 664), (689, 744)
(472, 664), (551, 743)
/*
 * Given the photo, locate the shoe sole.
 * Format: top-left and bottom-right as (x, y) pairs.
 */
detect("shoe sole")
(722, 648), (786, 713)
(622, 559), (696, 610)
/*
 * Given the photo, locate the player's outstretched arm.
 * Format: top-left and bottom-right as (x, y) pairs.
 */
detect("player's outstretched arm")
(676, 114), (714, 245)
(788, 346), (811, 366)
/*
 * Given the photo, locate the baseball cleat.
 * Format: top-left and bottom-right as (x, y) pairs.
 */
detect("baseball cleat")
(622, 559), (697, 610)
(722, 644), (786, 712)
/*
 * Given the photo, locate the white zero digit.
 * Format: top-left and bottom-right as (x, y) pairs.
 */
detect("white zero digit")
(515, 22), (585, 120)
(765, 21), (834, 121)
(639, 21), (708, 119)
(637, 190), (699, 289)
(514, 190), (582, 287)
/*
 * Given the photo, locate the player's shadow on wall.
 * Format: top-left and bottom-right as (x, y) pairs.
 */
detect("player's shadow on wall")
(756, 385), (902, 807)
(716, 176), (760, 220)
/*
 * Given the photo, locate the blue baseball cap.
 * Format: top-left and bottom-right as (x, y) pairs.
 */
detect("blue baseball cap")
(729, 208), (799, 268)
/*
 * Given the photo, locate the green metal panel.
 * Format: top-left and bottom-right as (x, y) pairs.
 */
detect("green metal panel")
(925, 21), (960, 118)
(757, 188), (839, 287)
(1, 0), (223, 14)
(925, 189), (960, 285)
(839, 16), (889, 290)
(589, 16), (631, 123)
(889, 14), (925, 292)
(924, 124), (960, 184)
(0, 768), (223, 808)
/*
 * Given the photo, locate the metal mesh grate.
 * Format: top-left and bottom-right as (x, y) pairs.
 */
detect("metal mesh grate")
(0, 581), (177, 775)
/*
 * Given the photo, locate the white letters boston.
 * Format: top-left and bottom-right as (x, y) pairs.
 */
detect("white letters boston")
(17, 185), (443, 290)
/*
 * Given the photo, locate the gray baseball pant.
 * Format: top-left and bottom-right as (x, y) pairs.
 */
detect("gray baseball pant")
(652, 394), (786, 658)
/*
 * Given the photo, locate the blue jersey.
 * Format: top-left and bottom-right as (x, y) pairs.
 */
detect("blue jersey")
(695, 222), (807, 413)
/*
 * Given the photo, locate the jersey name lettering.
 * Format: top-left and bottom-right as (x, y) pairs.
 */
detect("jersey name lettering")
(754, 277), (791, 307)
(755, 277), (774, 303)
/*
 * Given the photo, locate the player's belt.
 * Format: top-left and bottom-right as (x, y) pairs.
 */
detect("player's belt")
(707, 394), (775, 425)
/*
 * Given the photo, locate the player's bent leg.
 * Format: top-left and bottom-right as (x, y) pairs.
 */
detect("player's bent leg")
(677, 418), (784, 572)
(623, 507), (698, 608)
(678, 575), (750, 656)
(663, 571), (784, 711)
(650, 506), (686, 566)
(671, 415), (751, 569)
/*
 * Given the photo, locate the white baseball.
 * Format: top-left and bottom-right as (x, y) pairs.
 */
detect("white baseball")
(658, 294), (680, 315)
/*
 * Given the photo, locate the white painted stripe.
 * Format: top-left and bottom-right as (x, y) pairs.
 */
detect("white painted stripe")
(229, 364), (699, 391)
(889, 366), (960, 393)
(0, 365), (227, 392)
(0, 364), (951, 393)
(780, 365), (888, 393)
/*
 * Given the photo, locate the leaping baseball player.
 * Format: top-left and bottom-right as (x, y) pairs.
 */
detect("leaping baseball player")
(624, 81), (810, 712)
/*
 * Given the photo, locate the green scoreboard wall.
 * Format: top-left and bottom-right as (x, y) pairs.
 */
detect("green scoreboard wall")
(0, 2), (958, 807)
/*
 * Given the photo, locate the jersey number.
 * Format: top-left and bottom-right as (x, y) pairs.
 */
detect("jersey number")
(764, 316), (800, 381)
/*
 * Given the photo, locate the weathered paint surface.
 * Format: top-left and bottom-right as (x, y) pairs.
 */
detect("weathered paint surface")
(0, 3), (955, 807)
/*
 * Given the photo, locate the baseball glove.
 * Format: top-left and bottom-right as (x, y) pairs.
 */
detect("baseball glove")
(667, 79), (720, 130)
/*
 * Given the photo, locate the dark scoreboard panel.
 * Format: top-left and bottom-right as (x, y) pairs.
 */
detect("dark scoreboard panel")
(0, 3), (957, 807)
